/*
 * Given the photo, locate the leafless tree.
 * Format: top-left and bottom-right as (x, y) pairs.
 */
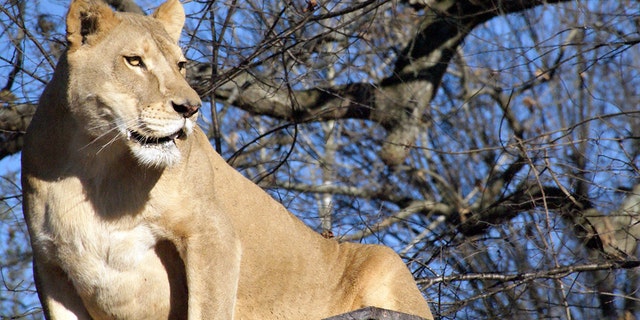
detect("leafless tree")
(1, 0), (640, 318)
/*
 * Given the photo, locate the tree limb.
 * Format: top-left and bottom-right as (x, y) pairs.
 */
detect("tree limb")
(420, 260), (640, 287)
(0, 103), (34, 160)
(338, 200), (456, 242)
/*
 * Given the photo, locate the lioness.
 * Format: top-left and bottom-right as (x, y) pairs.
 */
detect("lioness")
(21, 0), (434, 319)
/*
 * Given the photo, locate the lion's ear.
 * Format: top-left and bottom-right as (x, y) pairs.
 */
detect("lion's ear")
(152, 0), (185, 43)
(66, 0), (119, 51)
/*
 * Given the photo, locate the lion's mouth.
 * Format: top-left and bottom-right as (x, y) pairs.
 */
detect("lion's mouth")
(127, 129), (184, 146)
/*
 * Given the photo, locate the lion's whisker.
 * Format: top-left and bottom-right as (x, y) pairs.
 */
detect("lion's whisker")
(79, 125), (121, 151)
(80, 119), (138, 152)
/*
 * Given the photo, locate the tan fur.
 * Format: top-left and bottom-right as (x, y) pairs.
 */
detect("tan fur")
(21, 0), (434, 319)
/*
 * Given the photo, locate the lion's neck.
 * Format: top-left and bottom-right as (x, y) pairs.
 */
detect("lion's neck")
(27, 91), (162, 186)
(29, 104), (127, 174)
(29, 65), (135, 175)
(26, 97), (166, 218)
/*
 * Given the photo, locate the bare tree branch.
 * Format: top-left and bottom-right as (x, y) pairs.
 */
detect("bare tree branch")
(420, 260), (640, 287)
(339, 200), (455, 242)
(204, 0), (574, 166)
(0, 104), (33, 160)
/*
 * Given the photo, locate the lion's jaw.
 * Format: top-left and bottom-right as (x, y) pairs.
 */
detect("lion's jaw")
(63, 5), (201, 169)
(125, 113), (195, 168)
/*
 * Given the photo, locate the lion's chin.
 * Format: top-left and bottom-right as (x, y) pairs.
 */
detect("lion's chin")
(124, 118), (195, 168)
(127, 129), (184, 168)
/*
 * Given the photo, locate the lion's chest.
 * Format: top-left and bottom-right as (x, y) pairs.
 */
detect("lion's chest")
(37, 182), (175, 318)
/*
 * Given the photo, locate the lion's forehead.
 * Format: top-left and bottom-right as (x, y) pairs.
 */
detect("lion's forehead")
(116, 13), (184, 62)
(149, 37), (184, 66)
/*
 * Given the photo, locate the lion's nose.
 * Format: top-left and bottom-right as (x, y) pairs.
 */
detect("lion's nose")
(172, 101), (200, 118)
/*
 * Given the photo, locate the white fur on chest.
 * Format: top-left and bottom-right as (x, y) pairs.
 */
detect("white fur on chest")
(35, 178), (170, 315)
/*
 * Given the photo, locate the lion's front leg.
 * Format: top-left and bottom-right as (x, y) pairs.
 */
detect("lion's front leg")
(165, 215), (242, 319)
(184, 233), (242, 319)
(33, 258), (92, 320)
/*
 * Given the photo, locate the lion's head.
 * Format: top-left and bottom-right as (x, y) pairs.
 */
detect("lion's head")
(64, 0), (201, 167)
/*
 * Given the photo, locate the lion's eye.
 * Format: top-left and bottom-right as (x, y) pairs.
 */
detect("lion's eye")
(125, 56), (145, 68)
(177, 61), (186, 71)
